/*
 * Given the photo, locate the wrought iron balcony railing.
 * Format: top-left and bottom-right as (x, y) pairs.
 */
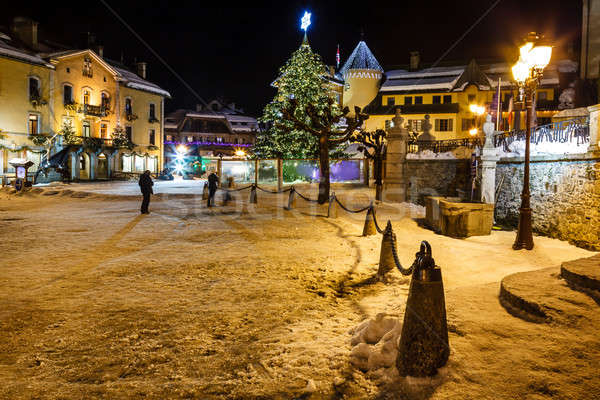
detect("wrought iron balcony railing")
(407, 137), (483, 154)
(493, 116), (589, 152)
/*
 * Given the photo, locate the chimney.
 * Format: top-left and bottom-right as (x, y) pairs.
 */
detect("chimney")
(96, 45), (104, 58)
(11, 17), (38, 49)
(136, 62), (147, 79)
(410, 51), (420, 71)
(196, 104), (203, 112)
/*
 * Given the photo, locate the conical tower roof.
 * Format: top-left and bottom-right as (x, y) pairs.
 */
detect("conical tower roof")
(340, 41), (383, 76)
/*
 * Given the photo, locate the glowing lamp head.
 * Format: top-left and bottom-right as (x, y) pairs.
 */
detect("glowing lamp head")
(234, 149), (246, 157)
(301, 11), (311, 31)
(469, 128), (478, 136)
(512, 59), (530, 83)
(529, 45), (552, 69)
(176, 144), (187, 154)
(469, 104), (485, 116)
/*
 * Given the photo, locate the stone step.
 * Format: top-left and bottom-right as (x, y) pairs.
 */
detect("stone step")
(561, 254), (600, 303)
(499, 267), (599, 324)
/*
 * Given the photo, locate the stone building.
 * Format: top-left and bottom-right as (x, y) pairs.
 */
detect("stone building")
(0, 17), (170, 181)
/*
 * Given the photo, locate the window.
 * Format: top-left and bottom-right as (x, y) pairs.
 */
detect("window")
(414, 96), (423, 104)
(166, 135), (173, 141)
(234, 138), (239, 144)
(63, 84), (73, 105)
(134, 155), (145, 172)
(186, 136), (194, 143)
(122, 154), (132, 172)
(432, 95), (441, 104)
(443, 95), (452, 104)
(537, 91), (547, 101)
(147, 157), (157, 173)
(83, 90), (90, 105)
(29, 77), (40, 100)
(100, 123), (108, 138)
(435, 118), (453, 132)
(468, 94), (476, 103)
(80, 155), (86, 170)
(408, 119), (422, 132)
(404, 97), (413, 105)
(28, 114), (39, 134)
(101, 92), (110, 110)
(503, 93), (512, 104)
(149, 129), (155, 145)
(216, 137), (223, 143)
(461, 118), (476, 131)
(386, 97), (395, 106)
(211, 103), (219, 111)
(125, 126), (132, 142)
(82, 121), (91, 137)
(26, 151), (41, 169)
(149, 104), (156, 120)
(66, 67), (70, 73)
(125, 98), (132, 115)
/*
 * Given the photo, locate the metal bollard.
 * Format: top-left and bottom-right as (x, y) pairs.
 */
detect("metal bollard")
(202, 183), (209, 200)
(396, 241), (449, 377)
(327, 193), (338, 218)
(222, 190), (233, 206)
(362, 206), (377, 236)
(286, 187), (296, 210)
(377, 220), (396, 278)
(249, 185), (257, 204)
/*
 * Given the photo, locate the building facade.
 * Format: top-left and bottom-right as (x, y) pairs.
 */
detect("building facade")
(164, 100), (259, 172)
(0, 17), (170, 181)
(338, 40), (577, 140)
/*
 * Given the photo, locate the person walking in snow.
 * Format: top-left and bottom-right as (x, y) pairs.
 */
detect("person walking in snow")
(207, 171), (219, 207)
(139, 170), (154, 214)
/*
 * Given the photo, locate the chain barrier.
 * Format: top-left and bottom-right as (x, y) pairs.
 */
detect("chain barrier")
(255, 185), (293, 194)
(333, 195), (372, 214)
(294, 189), (320, 203)
(371, 207), (385, 234)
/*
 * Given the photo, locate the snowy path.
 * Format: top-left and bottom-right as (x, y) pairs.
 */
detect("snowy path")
(0, 186), (598, 399)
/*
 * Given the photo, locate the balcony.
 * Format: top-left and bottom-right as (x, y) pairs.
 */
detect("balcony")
(79, 104), (109, 117)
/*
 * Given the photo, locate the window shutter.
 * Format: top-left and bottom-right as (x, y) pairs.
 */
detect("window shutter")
(435, 119), (440, 131)
(449, 119), (453, 131)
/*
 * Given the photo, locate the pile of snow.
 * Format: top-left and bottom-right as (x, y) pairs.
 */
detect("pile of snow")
(349, 313), (402, 380)
(406, 146), (475, 160)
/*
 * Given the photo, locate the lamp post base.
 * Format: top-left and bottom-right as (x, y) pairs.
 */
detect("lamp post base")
(513, 206), (534, 250)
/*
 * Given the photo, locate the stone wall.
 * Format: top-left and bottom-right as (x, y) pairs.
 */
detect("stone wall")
(495, 155), (600, 250)
(406, 159), (471, 205)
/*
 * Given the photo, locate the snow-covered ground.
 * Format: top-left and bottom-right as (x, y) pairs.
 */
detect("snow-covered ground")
(0, 182), (598, 399)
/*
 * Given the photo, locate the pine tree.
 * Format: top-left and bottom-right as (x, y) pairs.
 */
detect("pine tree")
(254, 40), (340, 159)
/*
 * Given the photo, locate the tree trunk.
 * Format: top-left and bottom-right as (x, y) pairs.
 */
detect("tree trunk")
(318, 135), (330, 204)
(374, 155), (383, 201)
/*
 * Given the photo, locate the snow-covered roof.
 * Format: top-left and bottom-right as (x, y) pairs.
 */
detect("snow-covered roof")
(381, 75), (461, 92)
(340, 41), (383, 76)
(112, 65), (171, 98)
(0, 39), (52, 67)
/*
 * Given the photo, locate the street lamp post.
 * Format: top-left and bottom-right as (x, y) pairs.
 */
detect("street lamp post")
(511, 32), (552, 250)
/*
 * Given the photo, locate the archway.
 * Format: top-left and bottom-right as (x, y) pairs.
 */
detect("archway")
(97, 153), (108, 179)
(79, 153), (90, 180)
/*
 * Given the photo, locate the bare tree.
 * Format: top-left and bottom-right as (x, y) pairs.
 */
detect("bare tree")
(353, 129), (386, 201)
(280, 97), (369, 203)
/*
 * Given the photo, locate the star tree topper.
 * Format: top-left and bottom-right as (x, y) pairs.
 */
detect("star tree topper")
(301, 11), (311, 31)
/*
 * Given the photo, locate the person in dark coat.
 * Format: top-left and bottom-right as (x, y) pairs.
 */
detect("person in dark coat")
(207, 171), (219, 207)
(139, 170), (154, 214)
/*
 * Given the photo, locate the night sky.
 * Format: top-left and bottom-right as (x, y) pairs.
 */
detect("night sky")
(3, 1), (582, 115)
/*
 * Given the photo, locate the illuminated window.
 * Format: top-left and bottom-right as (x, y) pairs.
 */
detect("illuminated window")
(461, 118), (476, 131)
(83, 56), (93, 77)
(125, 98), (132, 115)
(537, 91), (547, 100)
(28, 114), (39, 134)
(100, 123), (108, 138)
(101, 92), (110, 110)
(121, 154), (132, 172)
(83, 90), (90, 105)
